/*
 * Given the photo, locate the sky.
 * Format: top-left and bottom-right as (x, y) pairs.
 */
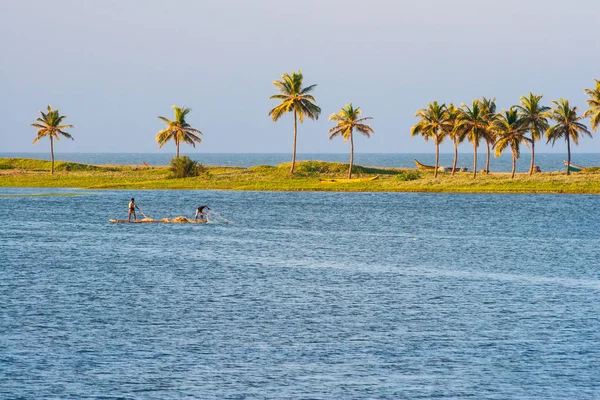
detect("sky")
(1, 0), (599, 154)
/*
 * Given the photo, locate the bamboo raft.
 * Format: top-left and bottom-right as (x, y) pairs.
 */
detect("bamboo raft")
(109, 216), (207, 224)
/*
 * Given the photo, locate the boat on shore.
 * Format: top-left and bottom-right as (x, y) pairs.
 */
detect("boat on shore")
(414, 159), (436, 170)
(319, 176), (379, 184)
(414, 159), (467, 172)
(563, 160), (584, 172)
(109, 216), (207, 224)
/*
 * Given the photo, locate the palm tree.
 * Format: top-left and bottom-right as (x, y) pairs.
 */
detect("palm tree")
(269, 70), (321, 174)
(156, 106), (202, 158)
(31, 105), (74, 174)
(584, 79), (600, 133)
(457, 100), (488, 179)
(515, 93), (550, 175)
(480, 97), (498, 173)
(410, 101), (450, 178)
(546, 99), (592, 175)
(445, 103), (466, 175)
(328, 103), (374, 179)
(491, 108), (530, 179)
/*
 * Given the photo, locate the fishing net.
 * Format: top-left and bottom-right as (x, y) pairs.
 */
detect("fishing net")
(206, 210), (234, 224)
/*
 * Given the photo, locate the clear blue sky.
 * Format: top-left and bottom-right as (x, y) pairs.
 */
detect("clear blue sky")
(1, 0), (599, 153)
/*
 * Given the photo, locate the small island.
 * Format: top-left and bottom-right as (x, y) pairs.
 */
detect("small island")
(1, 157), (599, 194)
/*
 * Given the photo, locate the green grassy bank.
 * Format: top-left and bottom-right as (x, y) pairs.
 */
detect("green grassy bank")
(1, 158), (599, 194)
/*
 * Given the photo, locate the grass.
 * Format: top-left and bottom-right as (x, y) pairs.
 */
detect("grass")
(1, 158), (600, 194)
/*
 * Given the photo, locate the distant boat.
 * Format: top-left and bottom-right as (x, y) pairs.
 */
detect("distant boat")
(413, 159), (436, 170)
(563, 160), (584, 172)
(319, 176), (379, 184)
(414, 159), (467, 172)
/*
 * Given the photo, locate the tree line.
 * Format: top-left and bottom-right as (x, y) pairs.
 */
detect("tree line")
(411, 83), (600, 178)
(31, 74), (599, 177)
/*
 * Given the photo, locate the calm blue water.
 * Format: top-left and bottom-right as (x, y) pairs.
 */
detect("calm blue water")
(2, 152), (599, 173)
(1, 188), (599, 399)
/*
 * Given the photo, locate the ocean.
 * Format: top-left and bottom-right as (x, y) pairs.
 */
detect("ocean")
(1, 188), (599, 399)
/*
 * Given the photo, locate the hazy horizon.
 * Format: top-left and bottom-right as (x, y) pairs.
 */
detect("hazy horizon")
(2, 0), (599, 154)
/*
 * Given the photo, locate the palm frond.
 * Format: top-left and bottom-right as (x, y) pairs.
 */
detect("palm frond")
(301, 84), (318, 95)
(355, 124), (374, 137)
(156, 129), (174, 147)
(57, 130), (74, 140)
(269, 101), (294, 121)
(269, 94), (290, 100)
(328, 127), (346, 141)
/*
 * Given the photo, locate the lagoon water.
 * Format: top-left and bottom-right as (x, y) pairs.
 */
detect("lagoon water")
(2, 152), (599, 173)
(1, 188), (599, 399)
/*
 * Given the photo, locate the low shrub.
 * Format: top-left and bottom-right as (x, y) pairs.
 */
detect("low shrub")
(396, 170), (421, 181)
(169, 156), (205, 178)
(583, 166), (600, 173)
(293, 161), (349, 175)
(55, 162), (102, 172)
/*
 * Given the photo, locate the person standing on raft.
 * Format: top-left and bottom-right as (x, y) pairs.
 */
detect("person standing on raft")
(194, 205), (211, 221)
(128, 198), (140, 222)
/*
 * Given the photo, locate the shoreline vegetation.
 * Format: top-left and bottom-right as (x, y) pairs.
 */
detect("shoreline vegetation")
(26, 76), (599, 182)
(1, 158), (599, 194)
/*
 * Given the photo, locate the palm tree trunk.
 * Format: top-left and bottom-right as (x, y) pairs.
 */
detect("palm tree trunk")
(348, 131), (354, 179)
(485, 141), (491, 173)
(529, 140), (535, 176)
(291, 111), (297, 174)
(451, 139), (458, 176)
(511, 153), (516, 179)
(566, 135), (571, 176)
(473, 143), (478, 179)
(176, 137), (180, 158)
(50, 135), (55, 174)
(434, 138), (439, 178)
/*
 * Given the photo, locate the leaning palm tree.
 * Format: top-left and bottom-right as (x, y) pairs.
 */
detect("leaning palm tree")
(515, 93), (550, 175)
(269, 70), (321, 174)
(445, 103), (466, 175)
(328, 103), (374, 179)
(31, 105), (74, 174)
(584, 79), (600, 133)
(546, 99), (592, 175)
(410, 101), (450, 178)
(480, 97), (498, 173)
(156, 106), (203, 158)
(491, 108), (530, 179)
(457, 100), (488, 178)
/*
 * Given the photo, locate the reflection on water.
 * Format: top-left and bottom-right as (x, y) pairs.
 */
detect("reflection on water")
(1, 189), (599, 399)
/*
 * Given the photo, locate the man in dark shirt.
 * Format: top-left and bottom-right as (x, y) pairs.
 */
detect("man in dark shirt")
(194, 205), (211, 221)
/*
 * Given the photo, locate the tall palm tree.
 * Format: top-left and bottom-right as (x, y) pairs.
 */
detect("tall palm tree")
(445, 103), (466, 175)
(515, 93), (550, 175)
(491, 108), (530, 179)
(269, 70), (321, 174)
(410, 101), (450, 178)
(328, 103), (374, 179)
(156, 106), (203, 158)
(457, 100), (488, 179)
(480, 97), (497, 173)
(584, 79), (600, 133)
(546, 99), (592, 175)
(31, 105), (74, 174)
